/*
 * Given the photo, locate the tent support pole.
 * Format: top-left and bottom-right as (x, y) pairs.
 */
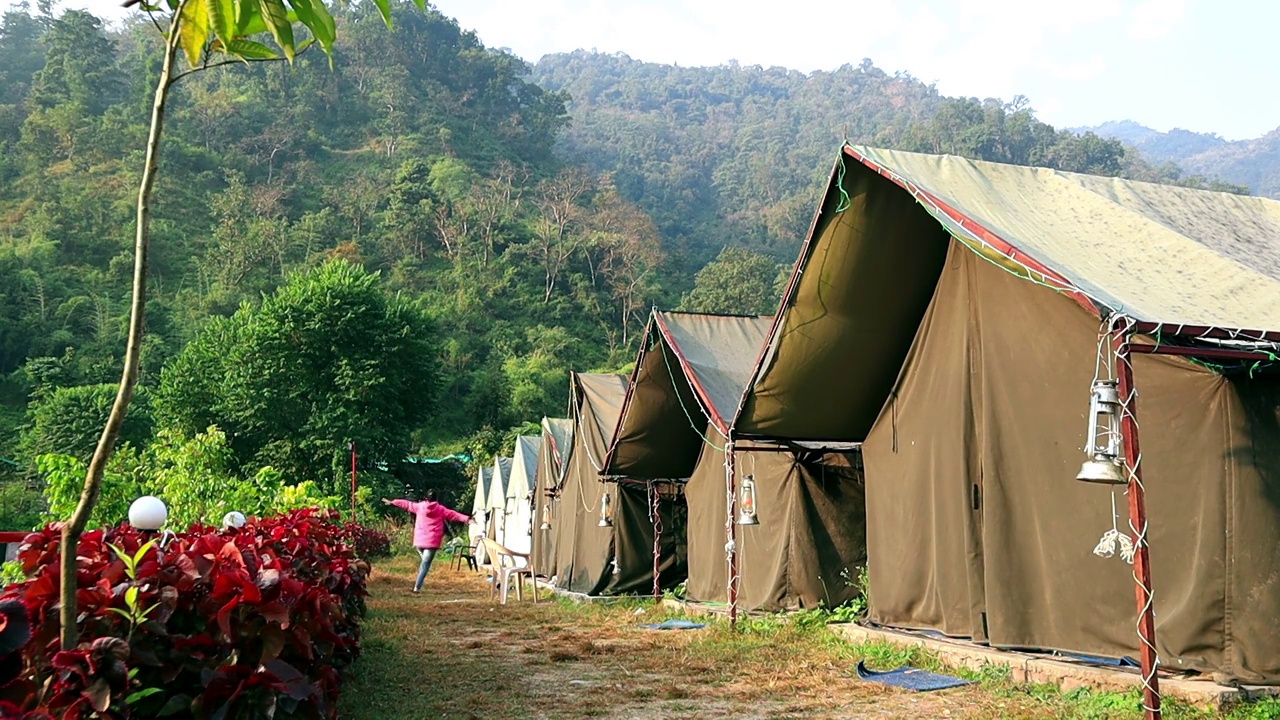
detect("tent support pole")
(727, 440), (739, 626)
(651, 481), (661, 601)
(1115, 328), (1162, 720)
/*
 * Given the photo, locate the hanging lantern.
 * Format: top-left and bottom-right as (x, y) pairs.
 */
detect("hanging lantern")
(598, 492), (613, 527)
(540, 503), (552, 530)
(737, 475), (759, 525)
(1077, 379), (1127, 484)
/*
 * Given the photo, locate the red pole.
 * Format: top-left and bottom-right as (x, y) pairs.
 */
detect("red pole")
(1113, 326), (1162, 720)
(727, 440), (739, 626)
(349, 441), (358, 521)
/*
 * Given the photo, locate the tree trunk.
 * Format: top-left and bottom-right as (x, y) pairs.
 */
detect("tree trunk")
(58, 9), (182, 651)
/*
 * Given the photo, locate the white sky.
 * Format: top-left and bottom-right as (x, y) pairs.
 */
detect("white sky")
(21, 0), (1280, 140)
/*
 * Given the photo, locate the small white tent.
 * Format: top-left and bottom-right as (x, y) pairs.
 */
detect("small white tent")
(487, 457), (512, 547)
(502, 436), (542, 558)
(469, 466), (490, 548)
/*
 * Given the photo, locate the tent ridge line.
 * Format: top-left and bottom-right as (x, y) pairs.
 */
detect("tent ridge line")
(654, 311), (731, 436)
(600, 314), (658, 476)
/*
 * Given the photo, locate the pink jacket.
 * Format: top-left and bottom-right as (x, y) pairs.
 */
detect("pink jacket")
(391, 500), (469, 549)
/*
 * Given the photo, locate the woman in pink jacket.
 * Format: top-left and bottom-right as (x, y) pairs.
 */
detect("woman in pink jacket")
(382, 489), (471, 593)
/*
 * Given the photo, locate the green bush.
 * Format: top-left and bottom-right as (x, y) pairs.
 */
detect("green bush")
(22, 383), (153, 462)
(38, 426), (347, 530)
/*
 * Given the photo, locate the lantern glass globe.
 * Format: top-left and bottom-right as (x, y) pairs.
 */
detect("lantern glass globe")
(129, 496), (168, 531)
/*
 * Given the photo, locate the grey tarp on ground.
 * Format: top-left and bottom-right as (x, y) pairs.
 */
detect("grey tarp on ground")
(606, 310), (866, 611)
(533, 418), (573, 578)
(738, 145), (1280, 683)
(503, 436), (542, 557)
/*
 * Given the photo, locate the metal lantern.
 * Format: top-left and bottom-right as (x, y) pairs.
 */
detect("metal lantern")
(540, 503), (552, 531)
(1077, 379), (1127, 484)
(598, 493), (613, 527)
(128, 496), (168, 531)
(737, 475), (759, 526)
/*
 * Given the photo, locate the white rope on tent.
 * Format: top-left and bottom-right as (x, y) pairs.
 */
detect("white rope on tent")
(723, 439), (740, 616)
(571, 389), (606, 512)
(1113, 317), (1162, 715)
(1081, 315), (1160, 713)
(658, 336), (727, 450)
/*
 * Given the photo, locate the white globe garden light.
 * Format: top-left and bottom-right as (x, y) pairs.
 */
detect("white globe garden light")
(222, 511), (247, 530)
(129, 496), (168, 531)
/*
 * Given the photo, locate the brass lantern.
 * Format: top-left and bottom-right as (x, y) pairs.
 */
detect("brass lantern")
(598, 492), (613, 527)
(1077, 379), (1127, 484)
(737, 475), (759, 525)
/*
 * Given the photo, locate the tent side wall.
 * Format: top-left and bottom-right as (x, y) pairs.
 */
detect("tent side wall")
(863, 239), (1280, 683)
(533, 433), (560, 577)
(685, 432), (866, 611)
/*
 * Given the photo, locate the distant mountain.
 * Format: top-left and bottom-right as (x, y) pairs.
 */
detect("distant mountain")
(1082, 121), (1280, 198)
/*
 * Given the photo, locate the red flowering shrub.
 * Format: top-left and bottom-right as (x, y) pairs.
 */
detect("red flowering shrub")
(342, 523), (391, 559)
(0, 508), (373, 719)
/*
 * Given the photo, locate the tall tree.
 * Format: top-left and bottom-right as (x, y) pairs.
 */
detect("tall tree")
(678, 246), (784, 316)
(58, 0), (424, 650)
(156, 260), (439, 485)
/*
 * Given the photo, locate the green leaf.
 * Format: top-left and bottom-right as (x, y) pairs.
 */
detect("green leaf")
(372, 0), (392, 28)
(224, 39), (281, 60)
(205, 0), (234, 43)
(287, 0), (335, 55)
(133, 539), (157, 566)
(125, 585), (139, 609)
(177, 0), (211, 68)
(235, 3), (268, 36)
(126, 688), (165, 705)
(257, 0), (295, 61)
(106, 607), (133, 621)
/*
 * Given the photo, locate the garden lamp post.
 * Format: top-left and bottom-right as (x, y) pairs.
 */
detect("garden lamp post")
(222, 511), (247, 531)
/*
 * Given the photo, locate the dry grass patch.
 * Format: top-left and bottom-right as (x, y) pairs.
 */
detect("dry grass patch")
(338, 552), (1273, 719)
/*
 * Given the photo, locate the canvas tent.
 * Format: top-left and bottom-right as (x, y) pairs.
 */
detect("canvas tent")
(738, 144), (1280, 684)
(470, 466), (492, 565)
(532, 418), (573, 578)
(501, 435), (542, 558)
(548, 373), (671, 596)
(605, 310), (865, 611)
(486, 457), (512, 547)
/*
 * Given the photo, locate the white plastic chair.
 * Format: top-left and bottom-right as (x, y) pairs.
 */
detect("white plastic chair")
(481, 537), (537, 604)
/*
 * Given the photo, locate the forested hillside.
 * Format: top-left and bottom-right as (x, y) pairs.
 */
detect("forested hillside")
(0, 3), (674, 487)
(532, 51), (1249, 267)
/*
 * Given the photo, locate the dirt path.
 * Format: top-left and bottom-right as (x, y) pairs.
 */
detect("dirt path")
(338, 555), (1066, 719)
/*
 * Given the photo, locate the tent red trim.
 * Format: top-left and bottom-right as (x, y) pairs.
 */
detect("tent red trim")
(653, 311), (730, 437)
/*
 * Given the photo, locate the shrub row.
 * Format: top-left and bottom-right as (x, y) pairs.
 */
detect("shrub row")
(341, 523), (391, 560)
(0, 509), (374, 719)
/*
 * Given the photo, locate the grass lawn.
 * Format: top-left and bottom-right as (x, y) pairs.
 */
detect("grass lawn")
(338, 552), (1280, 719)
